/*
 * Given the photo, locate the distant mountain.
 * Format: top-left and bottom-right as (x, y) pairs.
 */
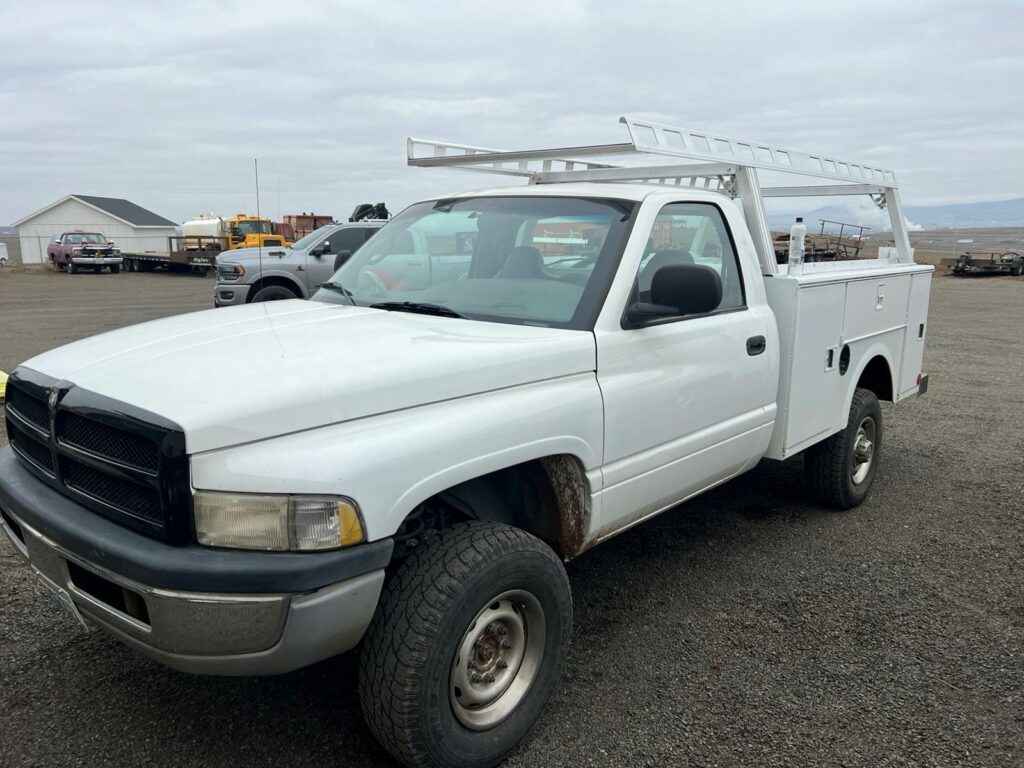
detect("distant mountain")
(768, 197), (1024, 232)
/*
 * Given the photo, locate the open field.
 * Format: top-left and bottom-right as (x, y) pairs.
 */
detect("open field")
(0, 269), (1022, 767)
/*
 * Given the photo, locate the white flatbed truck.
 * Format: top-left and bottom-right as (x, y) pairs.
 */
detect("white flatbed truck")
(0, 117), (930, 768)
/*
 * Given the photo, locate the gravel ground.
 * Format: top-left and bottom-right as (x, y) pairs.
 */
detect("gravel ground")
(0, 269), (1021, 768)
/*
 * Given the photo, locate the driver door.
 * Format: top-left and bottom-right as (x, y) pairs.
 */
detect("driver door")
(595, 201), (774, 532)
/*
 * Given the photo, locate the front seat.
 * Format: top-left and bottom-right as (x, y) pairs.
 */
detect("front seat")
(497, 246), (546, 279)
(637, 249), (694, 294)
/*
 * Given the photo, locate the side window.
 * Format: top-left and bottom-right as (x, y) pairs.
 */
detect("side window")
(634, 202), (744, 312)
(322, 228), (364, 254)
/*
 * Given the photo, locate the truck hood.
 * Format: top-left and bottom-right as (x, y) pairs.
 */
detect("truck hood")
(20, 301), (596, 453)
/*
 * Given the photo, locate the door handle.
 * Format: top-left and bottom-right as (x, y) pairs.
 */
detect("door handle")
(746, 335), (766, 356)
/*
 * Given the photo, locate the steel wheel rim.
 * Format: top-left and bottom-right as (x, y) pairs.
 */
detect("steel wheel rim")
(449, 589), (546, 730)
(851, 416), (876, 485)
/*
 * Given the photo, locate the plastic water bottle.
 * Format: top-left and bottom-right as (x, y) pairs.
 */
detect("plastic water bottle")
(788, 217), (807, 274)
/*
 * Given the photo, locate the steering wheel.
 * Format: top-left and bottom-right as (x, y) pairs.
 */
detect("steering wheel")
(358, 269), (390, 296)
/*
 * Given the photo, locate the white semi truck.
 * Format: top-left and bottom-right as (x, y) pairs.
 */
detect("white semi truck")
(0, 117), (930, 768)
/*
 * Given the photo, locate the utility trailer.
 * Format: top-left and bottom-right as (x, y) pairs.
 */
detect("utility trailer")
(772, 219), (872, 264)
(121, 236), (223, 276)
(948, 250), (1023, 276)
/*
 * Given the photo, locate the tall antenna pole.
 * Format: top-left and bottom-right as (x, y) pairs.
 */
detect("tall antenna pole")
(255, 158), (263, 279)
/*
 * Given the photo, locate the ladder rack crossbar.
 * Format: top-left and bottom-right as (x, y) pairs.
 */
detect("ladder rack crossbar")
(531, 161), (735, 185)
(406, 139), (625, 177)
(760, 183), (889, 198)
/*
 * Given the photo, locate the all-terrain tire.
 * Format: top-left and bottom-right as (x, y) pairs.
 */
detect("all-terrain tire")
(251, 284), (298, 302)
(804, 387), (883, 509)
(359, 522), (572, 768)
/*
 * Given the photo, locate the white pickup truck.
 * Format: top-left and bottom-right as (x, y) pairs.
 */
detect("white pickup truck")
(0, 118), (930, 768)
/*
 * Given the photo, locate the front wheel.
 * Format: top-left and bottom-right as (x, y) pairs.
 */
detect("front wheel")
(68, 262), (78, 274)
(110, 264), (120, 274)
(250, 284), (298, 302)
(359, 522), (572, 768)
(804, 387), (882, 509)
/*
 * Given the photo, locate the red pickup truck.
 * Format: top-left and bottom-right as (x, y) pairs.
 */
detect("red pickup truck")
(48, 232), (124, 274)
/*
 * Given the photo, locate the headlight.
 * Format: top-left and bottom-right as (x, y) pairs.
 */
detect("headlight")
(72, 248), (82, 254)
(217, 263), (244, 280)
(193, 491), (364, 551)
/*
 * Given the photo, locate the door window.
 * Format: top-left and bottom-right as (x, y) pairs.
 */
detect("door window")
(320, 228), (365, 255)
(634, 203), (745, 312)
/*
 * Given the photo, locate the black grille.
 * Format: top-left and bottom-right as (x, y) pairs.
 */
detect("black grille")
(6, 385), (50, 431)
(6, 370), (191, 544)
(9, 421), (54, 472)
(60, 412), (158, 472)
(63, 459), (163, 524)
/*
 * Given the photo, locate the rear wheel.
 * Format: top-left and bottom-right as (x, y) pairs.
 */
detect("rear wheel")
(359, 522), (572, 768)
(804, 387), (882, 509)
(251, 284), (298, 302)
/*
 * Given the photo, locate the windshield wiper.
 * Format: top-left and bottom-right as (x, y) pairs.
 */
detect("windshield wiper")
(317, 281), (355, 303)
(370, 301), (464, 318)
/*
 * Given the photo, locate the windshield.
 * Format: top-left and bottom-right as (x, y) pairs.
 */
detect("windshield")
(291, 224), (337, 251)
(312, 196), (635, 329)
(235, 220), (271, 236)
(66, 233), (107, 244)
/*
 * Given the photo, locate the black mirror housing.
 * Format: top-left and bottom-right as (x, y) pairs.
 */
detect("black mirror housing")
(651, 264), (722, 316)
(627, 264), (723, 327)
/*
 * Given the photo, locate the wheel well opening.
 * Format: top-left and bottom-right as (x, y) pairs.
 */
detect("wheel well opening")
(857, 355), (894, 402)
(393, 456), (590, 561)
(247, 275), (302, 301)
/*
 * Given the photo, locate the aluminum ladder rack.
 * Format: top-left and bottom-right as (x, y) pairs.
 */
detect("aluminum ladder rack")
(408, 116), (914, 275)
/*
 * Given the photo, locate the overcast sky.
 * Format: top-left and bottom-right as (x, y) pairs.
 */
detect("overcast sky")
(1, 0), (1021, 227)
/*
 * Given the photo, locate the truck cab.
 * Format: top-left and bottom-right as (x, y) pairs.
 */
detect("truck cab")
(214, 219), (385, 305)
(225, 214), (291, 250)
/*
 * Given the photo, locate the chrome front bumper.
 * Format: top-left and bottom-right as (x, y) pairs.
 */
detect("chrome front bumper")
(214, 282), (251, 307)
(0, 509), (385, 676)
(71, 257), (123, 265)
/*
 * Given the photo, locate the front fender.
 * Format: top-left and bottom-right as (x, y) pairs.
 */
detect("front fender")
(189, 373), (604, 542)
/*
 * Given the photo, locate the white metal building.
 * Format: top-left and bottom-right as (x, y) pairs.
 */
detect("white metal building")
(13, 195), (178, 264)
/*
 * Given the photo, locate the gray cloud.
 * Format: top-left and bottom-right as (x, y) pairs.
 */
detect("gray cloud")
(1, 0), (1021, 225)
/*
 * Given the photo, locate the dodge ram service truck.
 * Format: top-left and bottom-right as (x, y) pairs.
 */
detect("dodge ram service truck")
(0, 117), (931, 768)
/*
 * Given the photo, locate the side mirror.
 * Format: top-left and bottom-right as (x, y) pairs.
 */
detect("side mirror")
(626, 264), (722, 326)
(333, 250), (353, 271)
(311, 242), (329, 257)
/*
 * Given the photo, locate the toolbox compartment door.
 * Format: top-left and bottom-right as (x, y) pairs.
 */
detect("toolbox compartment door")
(897, 271), (932, 398)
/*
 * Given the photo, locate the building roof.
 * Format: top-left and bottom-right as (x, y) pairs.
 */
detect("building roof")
(13, 194), (178, 228)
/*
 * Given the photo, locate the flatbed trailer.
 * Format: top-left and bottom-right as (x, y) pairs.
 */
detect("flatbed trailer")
(947, 250), (1023, 276)
(122, 236), (224, 276)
